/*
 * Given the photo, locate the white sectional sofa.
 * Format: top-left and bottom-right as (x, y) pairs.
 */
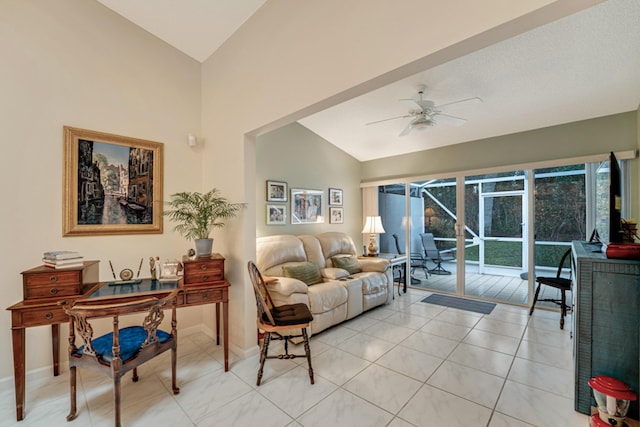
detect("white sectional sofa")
(256, 232), (393, 335)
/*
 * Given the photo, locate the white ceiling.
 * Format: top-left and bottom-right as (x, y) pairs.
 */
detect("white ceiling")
(98, 0), (640, 162)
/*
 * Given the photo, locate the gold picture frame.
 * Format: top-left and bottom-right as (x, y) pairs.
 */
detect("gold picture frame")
(63, 126), (164, 236)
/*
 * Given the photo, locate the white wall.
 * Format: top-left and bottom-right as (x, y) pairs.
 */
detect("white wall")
(0, 0), (202, 380)
(200, 0), (601, 353)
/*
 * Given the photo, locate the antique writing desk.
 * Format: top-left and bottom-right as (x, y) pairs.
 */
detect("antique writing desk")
(7, 258), (230, 421)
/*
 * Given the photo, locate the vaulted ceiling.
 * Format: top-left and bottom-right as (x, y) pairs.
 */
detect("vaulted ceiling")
(98, 0), (640, 161)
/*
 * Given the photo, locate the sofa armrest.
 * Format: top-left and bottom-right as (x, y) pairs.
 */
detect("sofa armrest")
(358, 258), (389, 273)
(321, 267), (350, 280)
(267, 277), (309, 296)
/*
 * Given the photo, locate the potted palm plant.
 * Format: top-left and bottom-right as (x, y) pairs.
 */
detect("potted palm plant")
(164, 189), (246, 257)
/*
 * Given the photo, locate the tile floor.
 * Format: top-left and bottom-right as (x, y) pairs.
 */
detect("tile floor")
(0, 288), (589, 427)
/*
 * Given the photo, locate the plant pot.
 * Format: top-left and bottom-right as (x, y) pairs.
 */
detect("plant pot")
(194, 238), (213, 257)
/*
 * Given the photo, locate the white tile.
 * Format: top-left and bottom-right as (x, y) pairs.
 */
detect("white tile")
(508, 357), (574, 398)
(401, 330), (459, 359)
(475, 318), (527, 339)
(448, 343), (514, 378)
(375, 345), (444, 382)
(522, 325), (572, 350)
(433, 308), (482, 328)
(384, 311), (431, 329)
(403, 301), (446, 318)
(399, 384), (492, 427)
(336, 332), (395, 362)
(196, 390), (292, 427)
(489, 411), (535, 426)
(420, 319), (471, 341)
(311, 347), (370, 386)
(362, 306), (396, 320)
(427, 361), (504, 408)
(341, 314), (380, 332)
(516, 339), (572, 371)
(297, 389), (393, 427)
(362, 321), (415, 344)
(173, 369), (253, 421)
(463, 329), (521, 355)
(256, 367), (337, 418)
(495, 380), (586, 427)
(313, 325), (358, 346)
(344, 364), (422, 414)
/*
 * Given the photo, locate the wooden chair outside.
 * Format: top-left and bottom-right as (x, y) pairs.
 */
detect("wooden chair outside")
(529, 248), (572, 329)
(60, 289), (180, 426)
(247, 261), (314, 386)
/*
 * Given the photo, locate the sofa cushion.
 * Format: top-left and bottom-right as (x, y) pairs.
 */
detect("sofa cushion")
(321, 267), (350, 280)
(307, 281), (348, 314)
(282, 262), (322, 286)
(331, 255), (362, 274)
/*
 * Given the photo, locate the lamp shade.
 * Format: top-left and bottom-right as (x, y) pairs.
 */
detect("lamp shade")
(362, 216), (385, 234)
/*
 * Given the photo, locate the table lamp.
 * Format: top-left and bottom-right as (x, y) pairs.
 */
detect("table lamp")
(362, 216), (385, 256)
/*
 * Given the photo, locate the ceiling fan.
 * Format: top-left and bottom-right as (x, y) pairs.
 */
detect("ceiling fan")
(366, 85), (482, 136)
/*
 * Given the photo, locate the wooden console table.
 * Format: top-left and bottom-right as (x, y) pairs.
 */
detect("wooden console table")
(7, 257), (230, 422)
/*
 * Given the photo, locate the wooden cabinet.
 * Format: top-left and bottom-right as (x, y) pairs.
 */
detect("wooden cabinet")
(572, 241), (640, 420)
(21, 261), (99, 302)
(182, 254), (225, 286)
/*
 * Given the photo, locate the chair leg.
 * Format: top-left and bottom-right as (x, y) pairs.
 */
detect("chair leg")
(257, 331), (271, 386)
(171, 344), (180, 394)
(132, 367), (138, 382)
(302, 327), (314, 385)
(529, 283), (542, 316)
(114, 376), (121, 427)
(560, 290), (566, 330)
(67, 366), (77, 421)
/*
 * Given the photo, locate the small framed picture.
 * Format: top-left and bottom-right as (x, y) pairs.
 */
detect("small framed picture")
(266, 180), (287, 202)
(330, 207), (344, 224)
(329, 188), (343, 206)
(266, 204), (286, 225)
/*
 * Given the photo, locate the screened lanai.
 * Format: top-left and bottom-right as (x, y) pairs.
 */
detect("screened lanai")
(375, 160), (611, 309)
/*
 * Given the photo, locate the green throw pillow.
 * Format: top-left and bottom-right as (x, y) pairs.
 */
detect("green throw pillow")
(282, 262), (322, 286)
(332, 256), (362, 275)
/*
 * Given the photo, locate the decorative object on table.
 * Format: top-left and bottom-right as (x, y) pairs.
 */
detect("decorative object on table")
(588, 376), (637, 427)
(149, 256), (160, 279)
(328, 188), (343, 206)
(164, 188), (246, 257)
(266, 180), (287, 202)
(266, 204), (286, 225)
(159, 259), (180, 282)
(361, 216), (385, 256)
(291, 188), (324, 224)
(62, 126), (164, 237)
(329, 207), (344, 224)
(43, 251), (84, 269)
(107, 259), (142, 286)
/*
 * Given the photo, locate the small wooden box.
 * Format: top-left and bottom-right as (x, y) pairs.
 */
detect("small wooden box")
(183, 254), (225, 286)
(21, 261), (99, 302)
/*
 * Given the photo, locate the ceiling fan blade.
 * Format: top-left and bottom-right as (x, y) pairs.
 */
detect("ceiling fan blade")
(434, 97), (483, 110)
(399, 121), (413, 136)
(433, 113), (467, 126)
(366, 114), (412, 126)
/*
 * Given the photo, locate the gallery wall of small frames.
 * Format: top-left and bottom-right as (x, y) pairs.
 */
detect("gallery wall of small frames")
(266, 180), (343, 225)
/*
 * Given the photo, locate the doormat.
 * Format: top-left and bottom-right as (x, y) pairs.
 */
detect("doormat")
(421, 294), (496, 315)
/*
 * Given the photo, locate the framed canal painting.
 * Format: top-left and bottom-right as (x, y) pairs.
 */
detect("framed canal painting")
(63, 126), (164, 236)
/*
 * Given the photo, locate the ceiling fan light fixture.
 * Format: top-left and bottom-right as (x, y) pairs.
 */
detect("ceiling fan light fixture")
(412, 118), (434, 130)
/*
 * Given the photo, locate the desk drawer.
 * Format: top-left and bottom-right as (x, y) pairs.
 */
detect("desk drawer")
(24, 271), (82, 300)
(19, 305), (68, 327)
(183, 289), (223, 306)
(184, 259), (224, 285)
